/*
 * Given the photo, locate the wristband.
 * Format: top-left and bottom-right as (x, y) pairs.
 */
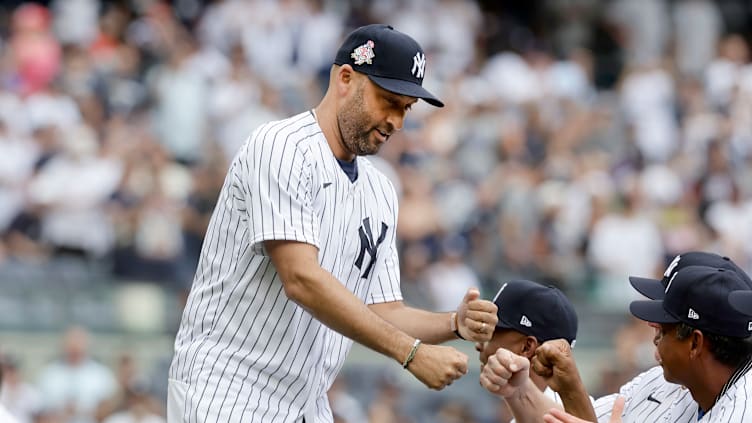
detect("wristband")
(450, 312), (465, 340)
(402, 338), (422, 369)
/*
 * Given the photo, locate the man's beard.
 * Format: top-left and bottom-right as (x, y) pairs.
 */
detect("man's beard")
(337, 84), (381, 157)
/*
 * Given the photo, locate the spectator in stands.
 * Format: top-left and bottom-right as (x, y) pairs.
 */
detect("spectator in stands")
(0, 354), (41, 423)
(36, 326), (116, 423)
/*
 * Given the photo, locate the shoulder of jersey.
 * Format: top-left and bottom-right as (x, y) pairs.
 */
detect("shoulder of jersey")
(255, 112), (317, 140)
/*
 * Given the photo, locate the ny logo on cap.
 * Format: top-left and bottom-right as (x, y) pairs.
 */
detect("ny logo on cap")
(412, 52), (425, 78)
(664, 255), (681, 278)
(351, 40), (375, 65)
(688, 308), (700, 320)
(665, 272), (678, 293)
(748, 322), (752, 331)
(493, 282), (508, 302)
(520, 315), (532, 327)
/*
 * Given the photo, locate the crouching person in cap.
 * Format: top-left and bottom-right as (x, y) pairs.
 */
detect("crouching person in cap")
(477, 280), (581, 422)
(489, 265), (752, 423)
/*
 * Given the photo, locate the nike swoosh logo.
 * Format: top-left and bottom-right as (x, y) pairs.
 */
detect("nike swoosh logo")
(647, 393), (661, 404)
(323, 182), (332, 188)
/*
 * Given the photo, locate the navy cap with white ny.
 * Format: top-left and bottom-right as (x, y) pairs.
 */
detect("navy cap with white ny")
(630, 265), (752, 338)
(334, 24), (443, 107)
(629, 252), (752, 300)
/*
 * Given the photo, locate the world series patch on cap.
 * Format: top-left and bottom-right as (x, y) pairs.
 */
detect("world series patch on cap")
(334, 24), (444, 107)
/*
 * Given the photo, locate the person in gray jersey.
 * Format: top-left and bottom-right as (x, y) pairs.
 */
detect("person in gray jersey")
(167, 24), (498, 423)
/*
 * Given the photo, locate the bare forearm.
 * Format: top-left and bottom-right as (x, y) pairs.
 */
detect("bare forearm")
(558, 382), (597, 421)
(285, 264), (414, 364)
(369, 303), (456, 344)
(505, 379), (562, 423)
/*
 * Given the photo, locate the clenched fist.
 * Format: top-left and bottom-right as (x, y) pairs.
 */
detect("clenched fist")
(479, 348), (530, 397)
(531, 339), (581, 394)
(406, 343), (468, 390)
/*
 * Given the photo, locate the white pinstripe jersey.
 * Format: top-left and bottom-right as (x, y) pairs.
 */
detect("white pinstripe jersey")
(594, 360), (752, 422)
(169, 111), (402, 423)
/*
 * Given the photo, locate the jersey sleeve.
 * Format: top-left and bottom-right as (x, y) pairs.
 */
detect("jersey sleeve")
(593, 366), (663, 422)
(593, 393), (620, 422)
(237, 122), (320, 251)
(366, 177), (402, 304)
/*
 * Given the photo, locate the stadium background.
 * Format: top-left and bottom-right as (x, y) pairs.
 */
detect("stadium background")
(0, 0), (751, 422)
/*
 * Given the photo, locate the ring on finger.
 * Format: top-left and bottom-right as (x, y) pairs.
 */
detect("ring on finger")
(481, 322), (487, 332)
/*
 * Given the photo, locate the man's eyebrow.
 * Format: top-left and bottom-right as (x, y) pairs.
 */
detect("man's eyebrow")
(384, 92), (417, 106)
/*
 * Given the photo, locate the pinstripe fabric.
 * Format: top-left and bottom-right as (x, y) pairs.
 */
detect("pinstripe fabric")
(168, 111), (402, 423)
(593, 361), (752, 422)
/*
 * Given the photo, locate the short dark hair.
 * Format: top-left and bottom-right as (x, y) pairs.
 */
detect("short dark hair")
(676, 323), (752, 368)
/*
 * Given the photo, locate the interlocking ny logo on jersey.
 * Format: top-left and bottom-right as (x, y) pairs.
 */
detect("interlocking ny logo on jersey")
(355, 217), (388, 279)
(412, 52), (425, 78)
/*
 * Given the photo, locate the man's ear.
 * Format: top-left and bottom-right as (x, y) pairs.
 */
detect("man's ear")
(335, 64), (355, 95)
(688, 329), (705, 360)
(521, 336), (539, 359)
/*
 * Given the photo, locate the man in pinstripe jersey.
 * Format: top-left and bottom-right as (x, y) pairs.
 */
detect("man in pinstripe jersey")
(482, 264), (752, 422)
(167, 24), (499, 423)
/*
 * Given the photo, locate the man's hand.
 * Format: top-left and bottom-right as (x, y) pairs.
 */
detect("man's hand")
(531, 339), (582, 393)
(479, 348), (530, 397)
(405, 344), (468, 390)
(544, 396), (625, 423)
(456, 288), (498, 342)
(533, 339), (597, 421)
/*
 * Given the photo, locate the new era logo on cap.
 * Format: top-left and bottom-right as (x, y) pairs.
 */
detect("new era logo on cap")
(748, 322), (752, 331)
(520, 315), (532, 327)
(688, 308), (700, 320)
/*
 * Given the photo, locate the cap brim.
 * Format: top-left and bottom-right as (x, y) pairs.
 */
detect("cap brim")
(729, 290), (752, 315)
(629, 300), (679, 324)
(629, 276), (665, 300)
(368, 75), (444, 107)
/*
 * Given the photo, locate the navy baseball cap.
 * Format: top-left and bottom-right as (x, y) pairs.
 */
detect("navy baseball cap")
(630, 266), (752, 338)
(629, 252), (752, 300)
(492, 280), (578, 347)
(334, 24), (444, 107)
(729, 290), (752, 316)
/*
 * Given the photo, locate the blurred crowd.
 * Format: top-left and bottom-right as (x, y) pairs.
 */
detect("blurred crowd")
(1, 0), (752, 422)
(1, 326), (165, 423)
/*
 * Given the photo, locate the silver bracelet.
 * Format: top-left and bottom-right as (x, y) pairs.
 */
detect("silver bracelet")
(402, 338), (422, 369)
